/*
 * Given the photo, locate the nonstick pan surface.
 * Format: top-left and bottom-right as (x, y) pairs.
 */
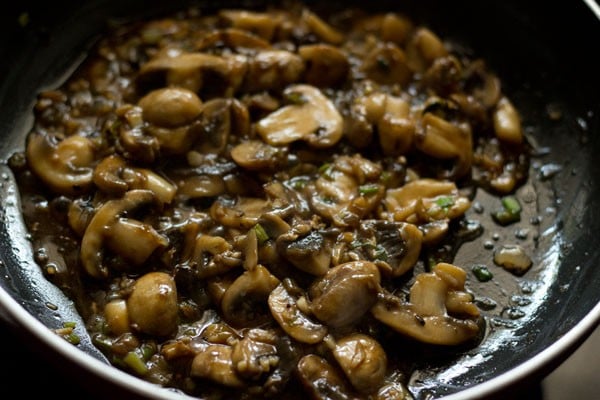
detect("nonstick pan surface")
(1, 1), (599, 399)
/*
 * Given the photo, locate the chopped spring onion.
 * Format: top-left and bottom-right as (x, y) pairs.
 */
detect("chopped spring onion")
(492, 195), (522, 225)
(358, 183), (380, 196)
(318, 163), (334, 180)
(284, 91), (308, 105)
(435, 196), (455, 210)
(123, 351), (149, 376)
(472, 264), (493, 282)
(253, 223), (269, 244)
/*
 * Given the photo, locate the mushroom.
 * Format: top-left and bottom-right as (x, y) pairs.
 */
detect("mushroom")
(242, 50), (305, 93)
(137, 52), (247, 96)
(104, 299), (130, 335)
(231, 140), (288, 171)
(361, 43), (412, 86)
(276, 229), (332, 276)
(256, 84), (343, 148)
(405, 27), (448, 73)
(126, 271), (178, 336)
(80, 190), (168, 279)
(190, 344), (245, 387)
(296, 354), (359, 400)
(383, 179), (470, 224)
(371, 262), (481, 345)
(268, 282), (328, 344)
(26, 132), (95, 195)
(93, 155), (176, 204)
(231, 329), (279, 380)
(194, 98), (250, 156)
(218, 10), (282, 41)
(138, 87), (203, 128)
(187, 234), (243, 278)
(356, 220), (423, 277)
(301, 8), (344, 45)
(463, 59), (502, 109)
(415, 104), (473, 179)
(309, 261), (381, 328)
(220, 264), (280, 327)
(298, 44), (349, 87)
(332, 333), (387, 394)
(195, 28), (272, 52)
(116, 104), (160, 164)
(210, 196), (272, 230)
(493, 96), (524, 145)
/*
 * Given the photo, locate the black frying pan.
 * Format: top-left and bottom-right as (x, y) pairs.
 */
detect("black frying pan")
(1, 1), (599, 399)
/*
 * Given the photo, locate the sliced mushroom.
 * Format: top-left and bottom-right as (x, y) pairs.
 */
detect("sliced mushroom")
(117, 104), (160, 164)
(309, 261), (381, 328)
(104, 299), (130, 335)
(332, 334), (387, 394)
(230, 140), (288, 171)
(383, 179), (470, 224)
(361, 43), (412, 86)
(196, 28), (272, 52)
(187, 234), (243, 278)
(243, 50), (305, 93)
(210, 196), (272, 230)
(219, 10), (281, 40)
(26, 132), (95, 195)
(268, 283), (328, 344)
(221, 264), (280, 327)
(371, 263), (480, 345)
(231, 329), (279, 380)
(127, 271), (178, 336)
(80, 190), (167, 278)
(195, 98), (250, 155)
(190, 344), (245, 387)
(296, 354), (359, 400)
(298, 44), (349, 87)
(301, 8), (344, 45)
(137, 52), (247, 96)
(493, 97), (523, 145)
(377, 95), (415, 156)
(93, 155), (176, 204)
(356, 220), (423, 277)
(405, 27), (448, 73)
(256, 84), (343, 148)
(277, 229), (332, 276)
(463, 59), (502, 109)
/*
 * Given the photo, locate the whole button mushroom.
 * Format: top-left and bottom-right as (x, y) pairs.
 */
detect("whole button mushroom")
(127, 271), (178, 337)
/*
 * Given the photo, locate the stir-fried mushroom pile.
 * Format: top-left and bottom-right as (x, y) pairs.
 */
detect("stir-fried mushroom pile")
(11, 3), (532, 400)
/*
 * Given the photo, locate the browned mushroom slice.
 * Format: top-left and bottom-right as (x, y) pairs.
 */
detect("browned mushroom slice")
(93, 155), (176, 204)
(493, 96), (524, 145)
(371, 263), (480, 345)
(301, 9), (344, 45)
(422, 55), (463, 96)
(383, 178), (470, 224)
(405, 27), (448, 73)
(243, 50), (305, 93)
(221, 264), (280, 327)
(296, 354), (360, 400)
(117, 104), (160, 164)
(196, 28), (272, 52)
(298, 44), (349, 87)
(415, 109), (473, 179)
(463, 59), (502, 109)
(277, 229), (332, 276)
(80, 190), (168, 279)
(268, 283), (328, 344)
(210, 196), (272, 230)
(218, 9), (282, 41)
(256, 84), (343, 148)
(187, 234), (243, 278)
(231, 140), (288, 171)
(190, 344), (245, 387)
(355, 220), (423, 277)
(127, 271), (178, 336)
(361, 43), (412, 86)
(309, 261), (381, 328)
(195, 98), (250, 155)
(231, 329), (279, 380)
(332, 334), (387, 394)
(137, 52), (247, 96)
(26, 132), (95, 195)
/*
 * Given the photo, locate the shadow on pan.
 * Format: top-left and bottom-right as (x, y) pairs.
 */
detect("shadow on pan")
(0, 1), (599, 399)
